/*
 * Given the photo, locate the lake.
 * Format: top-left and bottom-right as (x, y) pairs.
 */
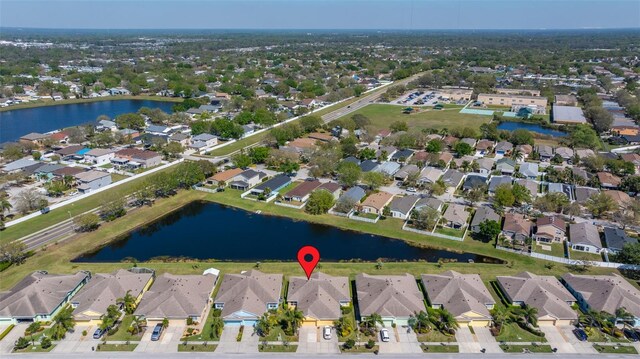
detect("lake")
(0, 99), (175, 143)
(497, 121), (567, 137)
(74, 201), (499, 263)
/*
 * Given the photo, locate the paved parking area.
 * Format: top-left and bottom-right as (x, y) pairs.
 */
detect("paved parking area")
(135, 323), (184, 353)
(557, 326), (597, 354)
(455, 325), (482, 353)
(539, 325), (577, 354)
(296, 326), (339, 354)
(378, 326), (422, 354)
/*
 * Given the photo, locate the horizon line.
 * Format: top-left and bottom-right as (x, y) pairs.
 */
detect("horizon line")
(2, 27), (640, 32)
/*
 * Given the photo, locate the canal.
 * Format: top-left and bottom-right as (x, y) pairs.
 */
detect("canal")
(75, 201), (500, 263)
(0, 99), (175, 143)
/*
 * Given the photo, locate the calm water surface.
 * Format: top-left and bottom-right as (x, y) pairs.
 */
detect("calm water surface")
(497, 121), (567, 137)
(0, 99), (175, 143)
(75, 201), (500, 263)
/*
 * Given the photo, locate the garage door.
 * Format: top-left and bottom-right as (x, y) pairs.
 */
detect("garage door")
(225, 320), (243, 326)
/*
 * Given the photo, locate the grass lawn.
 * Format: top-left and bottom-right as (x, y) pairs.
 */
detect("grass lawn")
(593, 344), (638, 354)
(534, 242), (565, 258)
(586, 328), (628, 343)
(13, 344), (55, 353)
(258, 344), (298, 352)
(96, 343), (138, 351)
(111, 173), (130, 182)
(352, 212), (379, 220)
(262, 328), (298, 342)
(435, 227), (465, 238)
(421, 344), (459, 353)
(337, 104), (491, 132)
(207, 131), (271, 157)
(341, 345), (379, 353)
(495, 323), (547, 343)
(499, 344), (553, 353)
(177, 343), (217, 352)
(106, 315), (144, 342)
(569, 249), (603, 262)
(416, 330), (456, 343)
(277, 181), (301, 196)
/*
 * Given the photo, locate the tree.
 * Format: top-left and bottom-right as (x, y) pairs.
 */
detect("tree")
(299, 115), (323, 133)
(362, 171), (386, 191)
(390, 121), (408, 132)
(337, 161), (361, 187)
(31, 150), (42, 160)
(453, 141), (473, 156)
(163, 142), (184, 160)
(249, 147), (270, 164)
(15, 188), (48, 214)
(305, 190), (335, 215)
(14, 337), (30, 350)
(50, 306), (75, 340)
(1, 143), (25, 161)
(479, 220), (501, 241)
(0, 241), (27, 265)
(510, 129), (534, 146)
(585, 192), (617, 218)
(232, 153), (252, 169)
(40, 337), (52, 349)
(115, 113), (145, 130)
(74, 213), (100, 232)
(334, 196), (357, 214)
(282, 307), (304, 335)
(494, 184), (515, 207)
(362, 313), (383, 329)
(100, 198), (127, 221)
(408, 311), (431, 333)
(412, 206), (439, 230)
(512, 183), (532, 205)
(611, 242), (640, 265)
(130, 316), (145, 335)
(426, 139), (443, 153)
(358, 148), (377, 160)
(117, 290), (137, 315)
(0, 196), (13, 219)
(430, 179), (446, 196)
(570, 124), (602, 148)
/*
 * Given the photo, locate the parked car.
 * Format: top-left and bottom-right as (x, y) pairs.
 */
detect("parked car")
(572, 328), (587, 341)
(407, 187), (417, 192)
(380, 328), (390, 342)
(93, 327), (106, 339)
(151, 323), (164, 341)
(623, 329), (639, 342)
(322, 326), (332, 340)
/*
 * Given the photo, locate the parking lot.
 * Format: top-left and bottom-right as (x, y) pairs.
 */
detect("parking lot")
(393, 90), (466, 107)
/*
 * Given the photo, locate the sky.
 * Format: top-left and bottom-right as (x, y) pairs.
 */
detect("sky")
(0, 0), (639, 30)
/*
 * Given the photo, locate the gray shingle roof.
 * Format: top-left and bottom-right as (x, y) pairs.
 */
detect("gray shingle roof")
(561, 273), (640, 318)
(355, 273), (424, 318)
(287, 272), (349, 320)
(422, 271), (495, 320)
(214, 270), (282, 320)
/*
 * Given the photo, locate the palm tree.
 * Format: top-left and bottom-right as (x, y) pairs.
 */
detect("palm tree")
(255, 314), (272, 337)
(282, 307), (304, 336)
(511, 149), (524, 162)
(410, 311), (431, 333)
(518, 304), (538, 327)
(50, 306), (75, 340)
(490, 307), (508, 330)
(615, 307), (634, 326)
(117, 290), (137, 315)
(0, 197), (12, 219)
(210, 316), (224, 339)
(363, 313), (383, 329)
(130, 316), (145, 335)
(438, 308), (460, 332)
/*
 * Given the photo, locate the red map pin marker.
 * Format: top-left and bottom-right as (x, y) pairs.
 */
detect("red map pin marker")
(297, 245), (320, 280)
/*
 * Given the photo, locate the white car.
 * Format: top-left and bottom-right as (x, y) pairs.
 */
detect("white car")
(380, 328), (390, 342)
(323, 325), (332, 340)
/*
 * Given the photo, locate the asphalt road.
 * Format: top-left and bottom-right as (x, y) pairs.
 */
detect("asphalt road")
(7, 353), (637, 359)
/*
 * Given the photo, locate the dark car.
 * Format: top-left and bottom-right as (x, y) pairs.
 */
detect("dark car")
(572, 328), (588, 341)
(93, 327), (106, 339)
(623, 329), (639, 342)
(150, 323), (164, 341)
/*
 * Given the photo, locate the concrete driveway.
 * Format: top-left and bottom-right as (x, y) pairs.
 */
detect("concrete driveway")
(215, 325), (258, 354)
(378, 326), (422, 354)
(455, 325), (482, 353)
(473, 326), (503, 353)
(557, 326), (597, 354)
(135, 323), (185, 353)
(0, 324), (26, 354)
(539, 325), (577, 354)
(52, 325), (97, 353)
(296, 326), (339, 354)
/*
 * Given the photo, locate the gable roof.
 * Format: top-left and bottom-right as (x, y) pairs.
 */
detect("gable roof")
(340, 186), (366, 203)
(287, 272), (349, 320)
(355, 273), (424, 318)
(603, 227), (637, 252)
(441, 169), (464, 187)
(2, 158), (38, 172)
(210, 168), (244, 183)
(360, 191), (394, 211)
(389, 195), (419, 215)
(72, 269), (154, 320)
(214, 270), (282, 319)
(135, 273), (217, 319)
(285, 180), (322, 198)
(503, 213), (531, 236)
(471, 207), (500, 228)
(0, 271), (89, 318)
(253, 174), (291, 192)
(519, 162), (539, 177)
(422, 271), (495, 319)
(442, 203), (470, 226)
(496, 272), (577, 321)
(561, 273), (640, 318)
(537, 216), (566, 232)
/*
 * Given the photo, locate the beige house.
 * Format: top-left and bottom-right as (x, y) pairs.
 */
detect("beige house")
(206, 168), (244, 187)
(72, 269), (154, 324)
(355, 273), (425, 326)
(421, 271), (495, 327)
(214, 270), (282, 326)
(534, 216), (567, 243)
(287, 272), (350, 327)
(477, 93), (547, 108)
(442, 203), (470, 229)
(134, 273), (218, 324)
(359, 191), (394, 215)
(496, 272), (577, 326)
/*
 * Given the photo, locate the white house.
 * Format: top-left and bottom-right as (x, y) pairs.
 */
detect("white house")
(84, 148), (115, 166)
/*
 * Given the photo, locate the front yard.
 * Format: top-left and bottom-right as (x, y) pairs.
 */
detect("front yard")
(593, 344), (638, 354)
(421, 343), (459, 353)
(178, 343), (218, 352)
(258, 344), (298, 352)
(416, 330), (456, 343)
(499, 344), (553, 353)
(494, 323), (547, 343)
(96, 343), (138, 351)
(106, 315), (145, 341)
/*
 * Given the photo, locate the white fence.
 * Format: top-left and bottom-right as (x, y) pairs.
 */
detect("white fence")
(348, 212), (380, 223)
(194, 186), (218, 194)
(496, 246), (640, 270)
(5, 158), (184, 228)
(401, 222), (465, 242)
(274, 201), (305, 210)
